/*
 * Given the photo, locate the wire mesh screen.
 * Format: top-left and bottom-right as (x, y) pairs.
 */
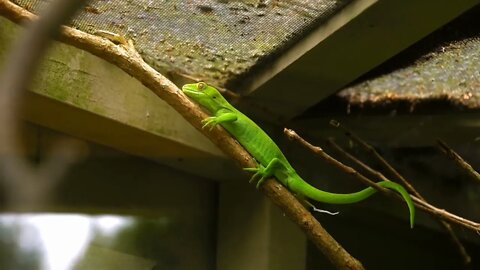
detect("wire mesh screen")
(11, 0), (351, 89)
(338, 5), (480, 110)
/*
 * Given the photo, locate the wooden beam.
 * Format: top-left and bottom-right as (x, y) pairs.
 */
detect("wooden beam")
(217, 181), (306, 270)
(247, 0), (479, 119)
(0, 17), (237, 180)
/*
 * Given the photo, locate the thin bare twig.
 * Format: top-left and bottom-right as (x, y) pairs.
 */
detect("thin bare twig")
(437, 139), (480, 185)
(329, 120), (418, 194)
(283, 129), (399, 199)
(0, 2), (364, 268)
(412, 197), (479, 232)
(329, 121), (471, 265)
(327, 138), (471, 266)
(284, 128), (480, 233)
(0, 0), (88, 209)
(327, 138), (389, 183)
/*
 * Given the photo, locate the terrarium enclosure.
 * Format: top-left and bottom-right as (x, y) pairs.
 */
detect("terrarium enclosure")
(1, 0), (480, 269)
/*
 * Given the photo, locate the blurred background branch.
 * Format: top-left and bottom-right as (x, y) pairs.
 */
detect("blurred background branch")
(0, 0), (89, 209)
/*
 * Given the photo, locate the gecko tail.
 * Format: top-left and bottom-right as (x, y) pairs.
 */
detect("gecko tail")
(290, 178), (415, 228)
(379, 181), (416, 229)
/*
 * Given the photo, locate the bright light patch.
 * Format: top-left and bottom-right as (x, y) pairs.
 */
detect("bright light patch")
(0, 213), (132, 270)
(30, 214), (92, 270)
(94, 215), (133, 237)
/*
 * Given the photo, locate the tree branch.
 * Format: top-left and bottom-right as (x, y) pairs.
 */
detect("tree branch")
(284, 128), (480, 233)
(0, 1), (364, 268)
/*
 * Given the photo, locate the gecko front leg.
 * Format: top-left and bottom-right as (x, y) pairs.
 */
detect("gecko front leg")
(201, 109), (237, 130)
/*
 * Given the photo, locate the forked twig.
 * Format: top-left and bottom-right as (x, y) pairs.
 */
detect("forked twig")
(327, 137), (471, 266)
(329, 120), (418, 194)
(285, 128), (480, 233)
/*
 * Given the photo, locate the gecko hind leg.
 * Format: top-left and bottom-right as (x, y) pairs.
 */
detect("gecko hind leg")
(243, 158), (285, 188)
(243, 164), (266, 184)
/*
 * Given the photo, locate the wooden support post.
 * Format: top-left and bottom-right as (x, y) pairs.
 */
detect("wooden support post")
(217, 181), (306, 270)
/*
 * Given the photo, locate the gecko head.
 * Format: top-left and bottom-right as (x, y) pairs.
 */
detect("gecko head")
(182, 82), (228, 111)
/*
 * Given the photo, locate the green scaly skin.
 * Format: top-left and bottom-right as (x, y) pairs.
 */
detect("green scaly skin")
(182, 82), (415, 228)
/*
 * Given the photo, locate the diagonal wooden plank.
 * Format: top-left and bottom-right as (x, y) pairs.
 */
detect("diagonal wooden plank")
(0, 17), (236, 180)
(247, 0), (479, 119)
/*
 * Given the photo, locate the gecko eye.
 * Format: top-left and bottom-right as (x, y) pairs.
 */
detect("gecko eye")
(197, 82), (206, 90)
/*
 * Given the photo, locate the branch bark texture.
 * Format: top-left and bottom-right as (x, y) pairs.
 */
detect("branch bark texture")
(0, 1), (363, 269)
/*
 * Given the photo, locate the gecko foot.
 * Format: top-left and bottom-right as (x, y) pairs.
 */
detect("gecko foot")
(243, 164), (269, 188)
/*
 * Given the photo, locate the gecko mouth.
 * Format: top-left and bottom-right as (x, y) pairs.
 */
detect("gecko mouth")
(181, 84), (194, 93)
(181, 84), (206, 99)
(181, 85), (196, 94)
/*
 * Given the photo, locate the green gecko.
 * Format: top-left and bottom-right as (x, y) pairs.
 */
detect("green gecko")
(182, 82), (415, 228)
